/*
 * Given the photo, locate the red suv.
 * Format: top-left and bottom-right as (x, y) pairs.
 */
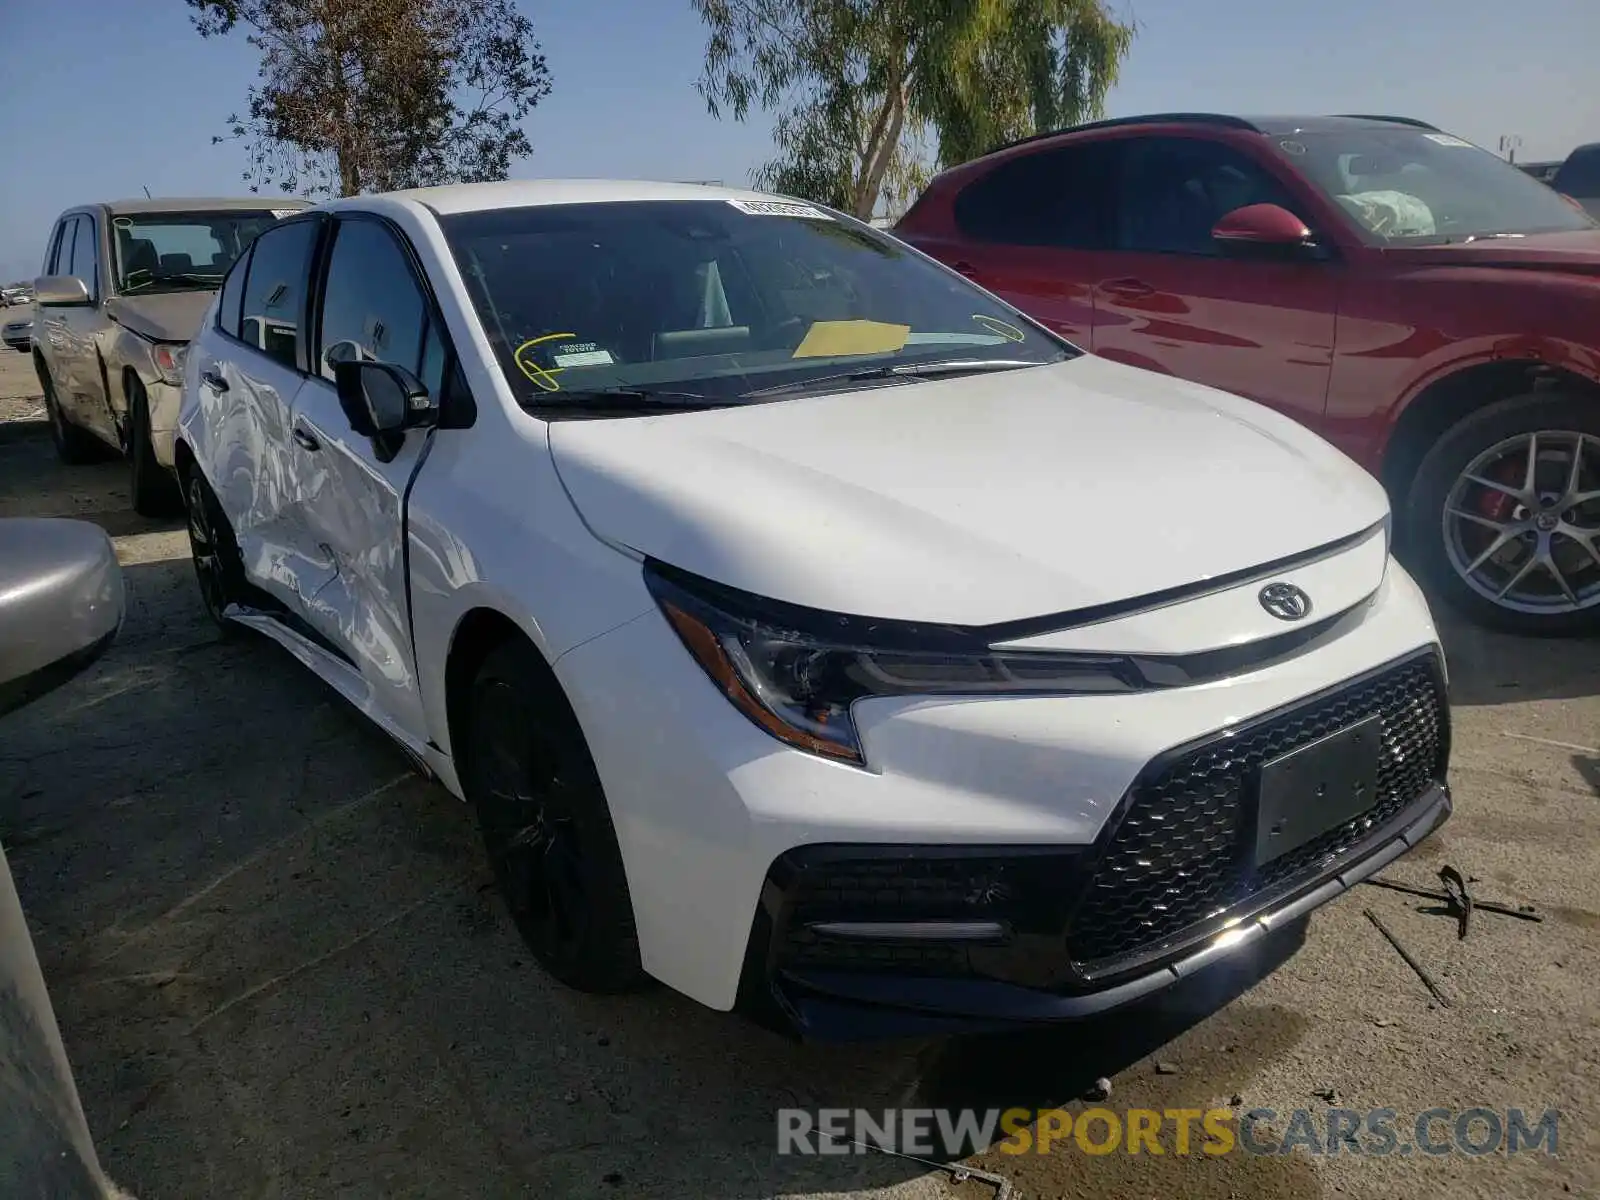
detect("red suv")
(896, 113), (1600, 635)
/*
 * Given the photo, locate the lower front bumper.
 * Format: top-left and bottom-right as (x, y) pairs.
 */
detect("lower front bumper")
(745, 779), (1450, 1039)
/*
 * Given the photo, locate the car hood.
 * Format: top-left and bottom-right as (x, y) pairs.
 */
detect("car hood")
(548, 355), (1390, 625)
(103, 290), (214, 343)
(1380, 228), (1600, 275)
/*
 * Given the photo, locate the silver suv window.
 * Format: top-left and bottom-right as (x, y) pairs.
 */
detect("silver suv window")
(65, 215), (98, 298)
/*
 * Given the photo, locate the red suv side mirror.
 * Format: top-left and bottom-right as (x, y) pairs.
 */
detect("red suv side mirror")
(1211, 203), (1314, 248)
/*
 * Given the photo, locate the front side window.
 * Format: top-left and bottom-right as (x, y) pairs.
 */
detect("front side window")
(43, 220), (69, 275)
(112, 210), (285, 295)
(441, 199), (1071, 411)
(316, 219), (429, 384)
(1276, 128), (1596, 243)
(239, 219), (319, 369)
(1114, 138), (1306, 257)
(66, 215), (99, 297)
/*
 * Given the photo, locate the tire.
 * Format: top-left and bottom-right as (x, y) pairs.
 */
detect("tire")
(182, 467), (245, 636)
(128, 380), (183, 518)
(463, 640), (645, 994)
(39, 362), (101, 465)
(1403, 390), (1600, 635)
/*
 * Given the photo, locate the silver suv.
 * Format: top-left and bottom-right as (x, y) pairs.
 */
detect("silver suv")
(32, 198), (309, 514)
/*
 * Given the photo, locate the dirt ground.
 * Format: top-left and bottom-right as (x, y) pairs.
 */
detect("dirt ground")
(0, 341), (1596, 1199)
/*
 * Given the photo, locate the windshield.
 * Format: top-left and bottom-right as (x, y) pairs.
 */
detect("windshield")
(1276, 129), (1596, 243)
(440, 199), (1072, 410)
(112, 210), (286, 294)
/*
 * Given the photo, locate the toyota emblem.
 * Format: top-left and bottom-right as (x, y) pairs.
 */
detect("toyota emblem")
(1259, 582), (1312, 621)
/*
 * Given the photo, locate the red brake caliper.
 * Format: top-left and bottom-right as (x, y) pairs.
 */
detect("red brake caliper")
(1478, 459), (1522, 522)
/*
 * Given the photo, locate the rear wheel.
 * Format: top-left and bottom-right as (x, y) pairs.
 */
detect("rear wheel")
(39, 361), (101, 465)
(1404, 391), (1600, 635)
(128, 379), (182, 517)
(463, 640), (645, 994)
(183, 468), (244, 635)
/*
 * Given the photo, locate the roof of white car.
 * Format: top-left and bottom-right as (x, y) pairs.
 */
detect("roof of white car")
(361, 178), (798, 216)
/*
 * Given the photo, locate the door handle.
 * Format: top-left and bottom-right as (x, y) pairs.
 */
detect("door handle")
(200, 370), (229, 393)
(292, 425), (321, 452)
(951, 260), (980, 278)
(1102, 277), (1155, 300)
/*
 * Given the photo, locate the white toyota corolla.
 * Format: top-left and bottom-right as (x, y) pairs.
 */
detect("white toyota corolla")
(176, 181), (1450, 1037)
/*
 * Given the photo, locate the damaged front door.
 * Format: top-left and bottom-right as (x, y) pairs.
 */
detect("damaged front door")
(289, 215), (446, 744)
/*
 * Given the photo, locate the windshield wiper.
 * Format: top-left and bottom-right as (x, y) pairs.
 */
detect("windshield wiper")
(122, 272), (225, 293)
(526, 387), (743, 415)
(746, 357), (1044, 399)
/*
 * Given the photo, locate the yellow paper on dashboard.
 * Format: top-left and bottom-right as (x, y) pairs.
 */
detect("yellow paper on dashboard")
(791, 320), (911, 359)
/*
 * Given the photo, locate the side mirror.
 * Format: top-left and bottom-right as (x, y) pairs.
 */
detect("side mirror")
(1211, 204), (1327, 262)
(0, 519), (124, 720)
(332, 360), (436, 462)
(32, 275), (91, 308)
(1212, 203), (1315, 249)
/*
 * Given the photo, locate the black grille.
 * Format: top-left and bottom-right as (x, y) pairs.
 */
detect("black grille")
(1064, 653), (1447, 967)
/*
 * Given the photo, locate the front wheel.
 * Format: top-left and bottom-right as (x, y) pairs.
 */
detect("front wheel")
(464, 640), (645, 994)
(1404, 391), (1600, 635)
(128, 380), (182, 517)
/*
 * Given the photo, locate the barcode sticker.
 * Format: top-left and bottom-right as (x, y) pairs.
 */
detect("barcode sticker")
(726, 199), (834, 220)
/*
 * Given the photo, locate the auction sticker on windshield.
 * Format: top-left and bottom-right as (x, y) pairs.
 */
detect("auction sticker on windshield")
(552, 344), (615, 367)
(726, 199), (834, 220)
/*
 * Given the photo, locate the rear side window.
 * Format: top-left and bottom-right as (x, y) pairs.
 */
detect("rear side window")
(953, 143), (1117, 248)
(1554, 145), (1600, 198)
(215, 247), (250, 340)
(239, 219), (320, 370)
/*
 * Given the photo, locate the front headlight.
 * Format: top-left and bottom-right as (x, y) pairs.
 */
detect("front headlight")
(149, 341), (188, 386)
(643, 562), (1140, 766)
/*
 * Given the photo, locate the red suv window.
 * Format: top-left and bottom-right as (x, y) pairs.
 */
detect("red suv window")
(1112, 136), (1307, 256)
(951, 141), (1118, 249)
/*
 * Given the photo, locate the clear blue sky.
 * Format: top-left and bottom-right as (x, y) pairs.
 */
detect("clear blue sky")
(2, 0), (1597, 283)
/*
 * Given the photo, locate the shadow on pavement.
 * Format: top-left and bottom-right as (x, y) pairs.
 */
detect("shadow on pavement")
(1436, 612), (1600, 707)
(1, 558), (1327, 1199)
(0, 414), (48, 446)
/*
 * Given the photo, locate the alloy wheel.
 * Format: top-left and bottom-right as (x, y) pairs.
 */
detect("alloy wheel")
(1442, 429), (1600, 615)
(473, 690), (591, 965)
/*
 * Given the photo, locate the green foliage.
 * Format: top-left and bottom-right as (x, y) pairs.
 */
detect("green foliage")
(692, 0), (1134, 217)
(187, 0), (552, 197)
